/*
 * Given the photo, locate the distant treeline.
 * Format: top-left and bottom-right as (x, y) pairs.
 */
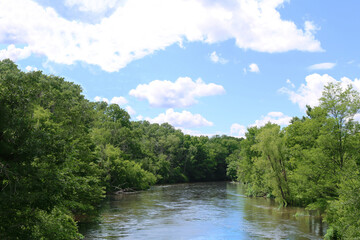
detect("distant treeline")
(0, 59), (359, 239)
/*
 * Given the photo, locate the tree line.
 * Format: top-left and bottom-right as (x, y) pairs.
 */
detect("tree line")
(1, 59), (359, 239)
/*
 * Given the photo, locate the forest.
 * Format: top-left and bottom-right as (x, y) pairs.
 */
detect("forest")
(0, 59), (359, 239)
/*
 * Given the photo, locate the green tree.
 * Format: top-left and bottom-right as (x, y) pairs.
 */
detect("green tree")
(325, 163), (360, 239)
(0, 60), (104, 239)
(252, 123), (290, 205)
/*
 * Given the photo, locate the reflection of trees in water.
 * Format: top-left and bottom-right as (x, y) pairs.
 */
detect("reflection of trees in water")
(80, 182), (326, 239)
(230, 182), (325, 239)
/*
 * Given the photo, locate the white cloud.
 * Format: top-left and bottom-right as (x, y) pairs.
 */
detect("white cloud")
(267, 112), (285, 118)
(230, 111), (291, 138)
(176, 127), (204, 136)
(140, 115), (220, 138)
(64, 0), (120, 13)
(248, 63), (260, 73)
(176, 127), (217, 137)
(110, 96), (128, 105)
(0, 0), (322, 72)
(129, 77), (225, 108)
(304, 21), (320, 37)
(210, 51), (228, 64)
(279, 74), (336, 110)
(94, 95), (135, 116)
(230, 123), (247, 138)
(125, 105), (136, 116)
(0, 44), (32, 61)
(308, 62), (336, 70)
(280, 73), (360, 110)
(146, 108), (213, 128)
(94, 95), (129, 105)
(286, 79), (295, 88)
(25, 65), (38, 72)
(94, 96), (109, 103)
(340, 77), (360, 91)
(251, 112), (292, 127)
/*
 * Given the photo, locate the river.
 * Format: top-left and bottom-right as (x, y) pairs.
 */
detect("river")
(80, 182), (326, 239)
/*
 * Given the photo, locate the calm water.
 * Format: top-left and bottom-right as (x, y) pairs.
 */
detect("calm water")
(80, 182), (326, 239)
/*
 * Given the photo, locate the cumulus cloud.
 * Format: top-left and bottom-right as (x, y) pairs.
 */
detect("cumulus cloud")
(129, 77), (225, 108)
(230, 111), (292, 138)
(64, 0), (120, 13)
(248, 63), (260, 73)
(280, 74), (360, 110)
(176, 127), (218, 137)
(308, 62), (336, 70)
(94, 96), (109, 103)
(110, 96), (128, 105)
(94, 95), (128, 105)
(0, 0), (322, 72)
(125, 106), (136, 116)
(250, 112), (292, 127)
(279, 74), (335, 110)
(146, 108), (213, 128)
(94, 95), (135, 115)
(176, 128), (202, 136)
(230, 123), (247, 138)
(25, 65), (38, 72)
(0, 44), (32, 61)
(210, 51), (228, 64)
(230, 112), (291, 138)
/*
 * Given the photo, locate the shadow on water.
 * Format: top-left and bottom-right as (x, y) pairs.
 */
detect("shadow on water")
(79, 182), (326, 239)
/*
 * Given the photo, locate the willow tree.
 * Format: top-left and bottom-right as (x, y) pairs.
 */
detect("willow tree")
(252, 123), (290, 206)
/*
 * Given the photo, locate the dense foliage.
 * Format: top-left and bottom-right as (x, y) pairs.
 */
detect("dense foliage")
(227, 82), (360, 239)
(0, 60), (241, 239)
(1, 59), (360, 239)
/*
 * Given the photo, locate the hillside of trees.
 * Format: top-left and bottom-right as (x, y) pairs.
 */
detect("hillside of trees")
(1, 59), (360, 239)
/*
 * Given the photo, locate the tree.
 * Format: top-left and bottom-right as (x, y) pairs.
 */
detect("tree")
(0, 60), (104, 239)
(319, 82), (360, 169)
(325, 160), (360, 239)
(252, 123), (290, 206)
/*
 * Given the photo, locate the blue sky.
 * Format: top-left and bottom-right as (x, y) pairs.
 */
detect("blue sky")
(1, 0), (360, 137)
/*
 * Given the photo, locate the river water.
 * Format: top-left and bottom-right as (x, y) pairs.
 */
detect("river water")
(80, 182), (326, 239)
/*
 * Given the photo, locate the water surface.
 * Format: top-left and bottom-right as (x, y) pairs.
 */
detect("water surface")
(80, 182), (326, 239)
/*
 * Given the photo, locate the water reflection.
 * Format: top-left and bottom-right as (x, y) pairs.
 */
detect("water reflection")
(227, 183), (325, 239)
(80, 182), (326, 239)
